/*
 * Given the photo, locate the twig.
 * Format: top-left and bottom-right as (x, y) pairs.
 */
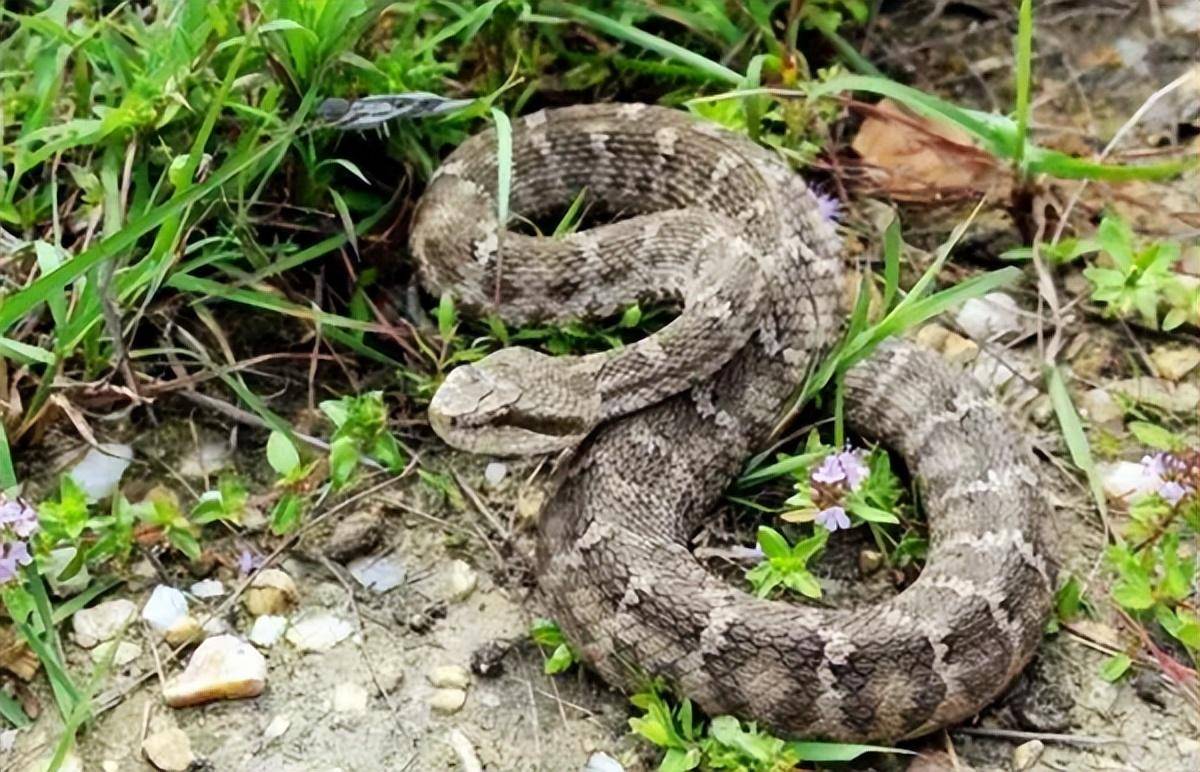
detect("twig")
(953, 727), (1123, 746)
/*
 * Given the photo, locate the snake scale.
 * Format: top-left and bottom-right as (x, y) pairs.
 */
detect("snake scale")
(410, 103), (1054, 742)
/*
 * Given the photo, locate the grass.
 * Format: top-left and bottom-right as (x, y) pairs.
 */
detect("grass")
(1, 0), (1198, 769)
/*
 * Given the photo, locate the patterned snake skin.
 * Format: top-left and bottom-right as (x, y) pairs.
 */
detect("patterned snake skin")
(410, 103), (1054, 741)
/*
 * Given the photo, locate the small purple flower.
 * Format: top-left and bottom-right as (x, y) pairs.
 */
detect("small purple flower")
(1159, 481), (1190, 507)
(1140, 454), (1167, 480)
(835, 450), (870, 491)
(0, 498), (37, 537)
(813, 190), (841, 223)
(0, 540), (33, 584)
(237, 548), (264, 576)
(815, 506), (851, 532)
(811, 456), (846, 485)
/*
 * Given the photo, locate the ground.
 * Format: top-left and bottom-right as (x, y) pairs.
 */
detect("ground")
(1, 1), (1198, 771)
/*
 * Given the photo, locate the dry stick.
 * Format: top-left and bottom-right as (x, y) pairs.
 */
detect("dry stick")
(953, 727), (1123, 746)
(1050, 70), (1196, 245)
(94, 468), (413, 715)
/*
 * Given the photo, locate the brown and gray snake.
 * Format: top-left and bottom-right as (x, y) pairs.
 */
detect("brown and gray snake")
(409, 103), (1055, 742)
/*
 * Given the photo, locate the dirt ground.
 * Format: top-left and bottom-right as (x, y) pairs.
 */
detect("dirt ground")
(5, 2), (1200, 771)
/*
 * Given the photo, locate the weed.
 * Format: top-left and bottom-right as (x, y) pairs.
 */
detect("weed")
(529, 617), (580, 675)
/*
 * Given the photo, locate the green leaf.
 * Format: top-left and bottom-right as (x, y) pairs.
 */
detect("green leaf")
(370, 432), (405, 471)
(786, 741), (910, 762)
(544, 643), (576, 674)
(620, 303), (643, 329)
(329, 436), (360, 489)
(846, 500), (900, 524)
(1097, 215), (1134, 271)
(1111, 571), (1155, 611)
(270, 492), (303, 535)
(266, 431), (300, 477)
(659, 747), (701, 772)
(756, 526), (790, 561)
(783, 570), (822, 599)
(529, 618), (566, 647)
(1128, 421), (1182, 451)
(1099, 653), (1132, 682)
(436, 292), (458, 341)
(318, 398), (350, 429)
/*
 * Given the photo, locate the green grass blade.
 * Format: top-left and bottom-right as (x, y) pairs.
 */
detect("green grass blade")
(0, 688), (30, 728)
(0, 422), (15, 490)
(787, 741), (912, 762)
(1045, 365), (1112, 538)
(1013, 0), (1033, 173)
(490, 107), (513, 227)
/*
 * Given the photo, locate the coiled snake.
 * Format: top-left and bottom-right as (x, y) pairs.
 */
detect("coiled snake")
(410, 103), (1053, 741)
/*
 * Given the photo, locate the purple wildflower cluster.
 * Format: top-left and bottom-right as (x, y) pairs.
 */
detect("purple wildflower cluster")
(0, 495), (39, 584)
(1139, 451), (1198, 507)
(810, 448), (870, 532)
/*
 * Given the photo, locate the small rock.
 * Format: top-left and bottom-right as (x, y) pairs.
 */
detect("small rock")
(142, 585), (190, 636)
(1079, 388), (1123, 425)
(163, 635), (267, 708)
(348, 554), (406, 593)
(445, 560), (478, 602)
(44, 548), (90, 597)
(1149, 346), (1200, 382)
(915, 324), (978, 364)
(332, 682), (369, 713)
(102, 762), (119, 772)
(427, 665), (471, 690)
(69, 442), (133, 502)
(323, 508), (384, 562)
(248, 615), (288, 648)
(405, 602), (446, 634)
(73, 599), (138, 648)
(1012, 739), (1044, 771)
(201, 615), (231, 638)
(189, 579), (225, 599)
(971, 350), (1018, 391)
(178, 441), (233, 478)
(164, 615), (203, 647)
(285, 612), (353, 652)
(858, 549), (884, 576)
(484, 461), (507, 487)
(243, 569), (298, 616)
(584, 752), (626, 772)
(428, 687), (467, 714)
(1108, 377), (1200, 414)
(142, 727), (195, 771)
(955, 292), (1022, 341)
(448, 728), (483, 772)
(471, 641), (510, 678)
(1098, 461), (1161, 502)
(263, 714), (291, 744)
(91, 640), (141, 667)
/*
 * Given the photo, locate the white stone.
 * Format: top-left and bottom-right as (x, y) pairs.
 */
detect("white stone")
(584, 752), (626, 772)
(1079, 388), (1123, 425)
(427, 665), (470, 690)
(189, 579), (225, 599)
(69, 442), (133, 502)
(178, 441), (233, 478)
(428, 687), (467, 714)
(142, 585), (189, 635)
(201, 615), (231, 638)
(263, 714), (291, 743)
(447, 728), (483, 772)
(971, 350), (1018, 391)
(332, 682), (369, 713)
(73, 599), (137, 648)
(1012, 739), (1044, 772)
(285, 613), (353, 652)
(446, 560), (478, 602)
(1098, 461), (1160, 502)
(142, 727), (195, 771)
(955, 292), (1022, 341)
(347, 555), (406, 593)
(91, 640), (141, 667)
(484, 461), (507, 487)
(163, 635), (267, 708)
(102, 762), (119, 772)
(248, 615), (288, 648)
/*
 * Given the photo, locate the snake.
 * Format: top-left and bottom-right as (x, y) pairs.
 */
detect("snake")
(409, 103), (1054, 742)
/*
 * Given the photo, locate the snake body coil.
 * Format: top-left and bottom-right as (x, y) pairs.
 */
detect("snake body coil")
(411, 103), (1053, 741)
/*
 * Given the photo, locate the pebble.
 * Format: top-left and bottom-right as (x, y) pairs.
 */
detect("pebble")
(447, 728), (483, 772)
(955, 292), (1022, 341)
(142, 727), (195, 772)
(323, 508), (383, 562)
(1079, 388), (1123, 425)
(91, 640), (141, 667)
(73, 599), (137, 648)
(189, 579), (226, 599)
(285, 612), (353, 652)
(142, 585), (190, 635)
(428, 687), (467, 714)
(446, 560), (478, 602)
(164, 615), (203, 647)
(858, 549), (884, 576)
(348, 554), (406, 593)
(243, 569), (298, 616)
(584, 752), (626, 772)
(1150, 346), (1200, 381)
(68, 442), (133, 502)
(1011, 739), (1044, 772)
(1098, 461), (1162, 502)
(102, 762), (119, 772)
(333, 682), (369, 713)
(1108, 377), (1200, 414)
(915, 324), (979, 365)
(483, 461), (508, 487)
(263, 715), (291, 744)
(163, 635), (267, 708)
(428, 665), (471, 690)
(248, 615), (288, 648)
(177, 441), (233, 478)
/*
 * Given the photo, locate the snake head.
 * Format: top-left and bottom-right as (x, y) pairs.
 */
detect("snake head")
(429, 347), (601, 456)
